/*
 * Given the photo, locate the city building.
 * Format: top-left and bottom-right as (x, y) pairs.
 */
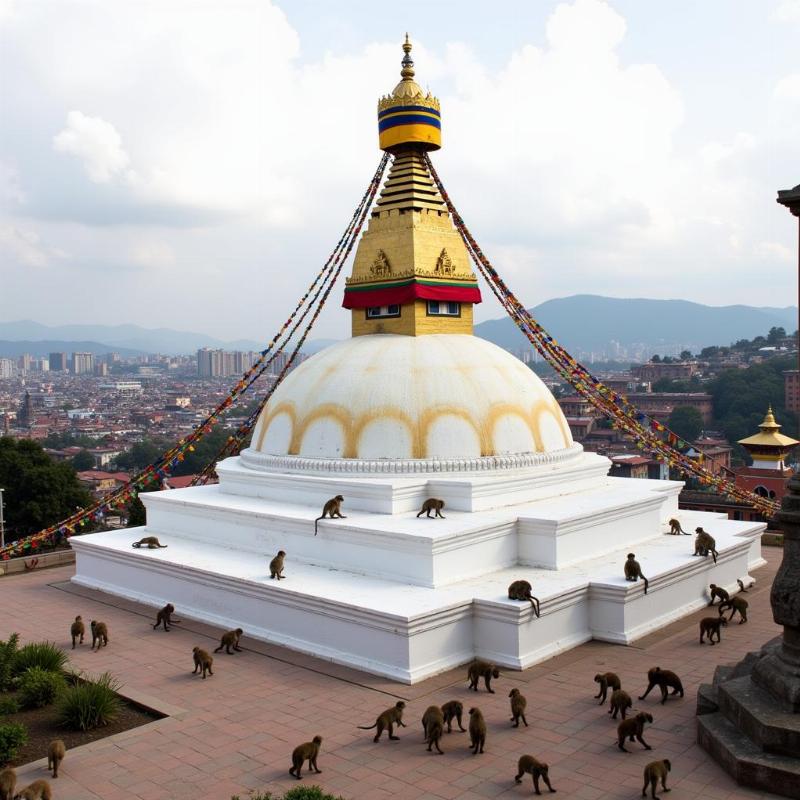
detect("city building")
(71, 352), (95, 375)
(631, 361), (698, 382)
(624, 392), (714, 424)
(0, 358), (14, 379)
(49, 352), (68, 371)
(784, 368), (800, 413)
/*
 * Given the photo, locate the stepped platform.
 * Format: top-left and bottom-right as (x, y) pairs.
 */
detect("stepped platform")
(72, 458), (764, 682)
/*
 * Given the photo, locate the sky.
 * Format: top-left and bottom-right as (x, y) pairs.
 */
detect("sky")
(0, 0), (798, 343)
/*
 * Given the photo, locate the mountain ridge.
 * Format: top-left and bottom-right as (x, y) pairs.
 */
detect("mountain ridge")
(0, 296), (795, 358)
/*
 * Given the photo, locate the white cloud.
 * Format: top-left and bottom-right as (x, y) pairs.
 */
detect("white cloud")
(772, 0), (800, 22)
(0, 223), (48, 267)
(774, 73), (800, 102)
(53, 111), (131, 183)
(130, 240), (175, 270)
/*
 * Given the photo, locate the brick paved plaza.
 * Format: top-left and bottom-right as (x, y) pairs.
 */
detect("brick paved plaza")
(5, 552), (785, 800)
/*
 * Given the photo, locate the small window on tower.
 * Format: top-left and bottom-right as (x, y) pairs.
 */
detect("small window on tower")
(426, 301), (461, 317)
(366, 305), (401, 319)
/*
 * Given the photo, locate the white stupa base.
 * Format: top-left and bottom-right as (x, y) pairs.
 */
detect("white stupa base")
(71, 454), (764, 683)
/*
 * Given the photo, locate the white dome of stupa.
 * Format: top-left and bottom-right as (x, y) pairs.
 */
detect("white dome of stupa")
(248, 334), (573, 465)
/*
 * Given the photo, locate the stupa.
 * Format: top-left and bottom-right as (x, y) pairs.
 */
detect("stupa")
(72, 38), (765, 683)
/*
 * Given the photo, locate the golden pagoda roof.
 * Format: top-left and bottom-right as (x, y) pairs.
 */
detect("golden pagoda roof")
(738, 406), (799, 449)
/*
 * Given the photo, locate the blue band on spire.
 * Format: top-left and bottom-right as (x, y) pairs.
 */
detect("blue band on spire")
(378, 105), (441, 120)
(378, 114), (442, 133)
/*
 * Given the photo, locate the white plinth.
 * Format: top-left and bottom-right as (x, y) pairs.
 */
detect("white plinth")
(72, 450), (765, 683)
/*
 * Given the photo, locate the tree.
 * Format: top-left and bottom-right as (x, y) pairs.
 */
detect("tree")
(71, 450), (95, 471)
(700, 346), (719, 359)
(768, 326), (786, 344)
(0, 437), (92, 537)
(680, 350), (692, 361)
(651, 355), (661, 363)
(126, 497), (146, 527)
(114, 440), (169, 471)
(668, 406), (703, 443)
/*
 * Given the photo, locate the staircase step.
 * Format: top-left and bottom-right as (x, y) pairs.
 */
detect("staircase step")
(697, 712), (800, 798)
(717, 675), (800, 756)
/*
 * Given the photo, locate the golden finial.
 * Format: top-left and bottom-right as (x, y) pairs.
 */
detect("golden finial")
(761, 405), (779, 430)
(400, 33), (415, 80)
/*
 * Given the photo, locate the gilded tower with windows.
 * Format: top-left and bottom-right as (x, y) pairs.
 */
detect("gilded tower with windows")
(343, 36), (482, 336)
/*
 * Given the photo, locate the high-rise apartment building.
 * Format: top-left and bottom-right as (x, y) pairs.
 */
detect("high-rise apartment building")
(71, 352), (95, 375)
(0, 358), (15, 378)
(49, 352), (68, 371)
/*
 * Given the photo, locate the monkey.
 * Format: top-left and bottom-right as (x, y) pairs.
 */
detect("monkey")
(737, 578), (750, 592)
(508, 580), (541, 618)
(417, 498), (445, 518)
(624, 553), (649, 594)
(515, 755), (557, 795)
(46, 740), (65, 779)
(90, 620), (108, 650)
(153, 603), (179, 632)
(357, 701), (406, 742)
(718, 596), (749, 624)
(594, 671), (621, 705)
(441, 700), (467, 732)
(0, 767), (15, 800)
(699, 616), (727, 645)
(617, 711), (654, 752)
(693, 527), (718, 564)
(668, 518), (690, 535)
(11, 781), (51, 800)
(421, 705), (443, 739)
(289, 735), (322, 779)
(70, 615), (85, 649)
(192, 646), (214, 678)
(269, 550), (286, 580)
(467, 658), (500, 693)
(608, 688), (632, 720)
(509, 688), (528, 727)
(421, 706), (445, 754)
(639, 667), (684, 704)
(314, 495), (346, 535)
(708, 583), (730, 606)
(468, 707), (486, 754)
(132, 536), (167, 549)
(214, 628), (243, 654)
(642, 759), (671, 799)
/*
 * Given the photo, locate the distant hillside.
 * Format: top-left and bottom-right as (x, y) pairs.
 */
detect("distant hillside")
(474, 295), (797, 356)
(0, 321), (263, 356)
(0, 340), (145, 358)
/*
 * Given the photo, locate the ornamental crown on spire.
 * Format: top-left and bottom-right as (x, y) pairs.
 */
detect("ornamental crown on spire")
(377, 35), (441, 152)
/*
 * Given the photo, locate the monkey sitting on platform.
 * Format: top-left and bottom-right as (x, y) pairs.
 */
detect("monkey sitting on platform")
(315, 495), (346, 535)
(508, 580), (541, 618)
(624, 553), (649, 594)
(693, 527), (718, 564)
(269, 550), (286, 580)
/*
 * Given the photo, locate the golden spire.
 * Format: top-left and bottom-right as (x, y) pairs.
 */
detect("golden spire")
(400, 33), (415, 81)
(761, 405), (779, 431)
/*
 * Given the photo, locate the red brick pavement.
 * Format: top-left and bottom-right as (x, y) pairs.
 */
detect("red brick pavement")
(2, 552), (785, 800)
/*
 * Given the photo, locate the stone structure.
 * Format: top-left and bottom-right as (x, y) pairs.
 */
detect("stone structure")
(71, 38), (764, 684)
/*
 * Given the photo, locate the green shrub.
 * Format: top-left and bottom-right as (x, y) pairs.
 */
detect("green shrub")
(57, 672), (121, 731)
(283, 789), (346, 800)
(12, 641), (68, 677)
(17, 667), (67, 709)
(0, 721), (28, 763)
(0, 634), (19, 692)
(0, 696), (19, 716)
